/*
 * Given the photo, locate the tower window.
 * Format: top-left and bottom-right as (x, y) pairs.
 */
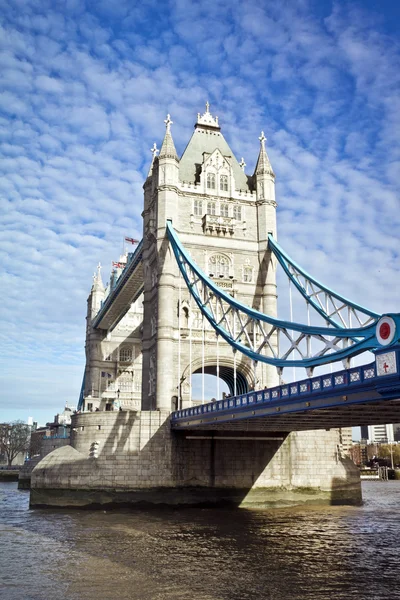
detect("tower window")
(208, 254), (230, 278)
(220, 175), (228, 191)
(207, 202), (216, 215)
(243, 266), (253, 283)
(194, 199), (203, 216)
(207, 173), (216, 189)
(220, 203), (229, 218)
(233, 205), (242, 221)
(119, 347), (133, 362)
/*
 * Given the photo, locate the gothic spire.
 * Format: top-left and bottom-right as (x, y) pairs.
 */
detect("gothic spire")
(91, 263), (104, 292)
(158, 114), (179, 161)
(147, 142), (159, 176)
(254, 131), (275, 178)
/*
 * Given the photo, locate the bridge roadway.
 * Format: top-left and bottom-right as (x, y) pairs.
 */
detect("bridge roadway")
(171, 346), (400, 432)
(92, 240), (143, 331)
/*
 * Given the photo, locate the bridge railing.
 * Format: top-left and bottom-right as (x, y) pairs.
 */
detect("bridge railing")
(171, 362), (379, 423)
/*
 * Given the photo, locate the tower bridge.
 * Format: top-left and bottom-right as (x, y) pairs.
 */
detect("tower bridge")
(30, 105), (400, 509)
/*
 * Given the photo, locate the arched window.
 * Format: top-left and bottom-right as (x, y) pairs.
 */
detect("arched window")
(220, 175), (228, 191)
(207, 201), (216, 215)
(194, 199), (203, 216)
(208, 254), (230, 278)
(119, 347), (133, 363)
(233, 205), (242, 220)
(243, 266), (253, 283)
(207, 173), (216, 189)
(220, 203), (229, 218)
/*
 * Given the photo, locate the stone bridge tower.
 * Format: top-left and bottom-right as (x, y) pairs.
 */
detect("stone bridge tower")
(141, 105), (279, 411)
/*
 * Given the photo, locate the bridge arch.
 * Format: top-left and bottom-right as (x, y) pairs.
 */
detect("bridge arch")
(181, 355), (253, 397)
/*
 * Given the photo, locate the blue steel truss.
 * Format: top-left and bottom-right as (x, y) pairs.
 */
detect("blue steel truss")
(267, 235), (379, 328)
(167, 222), (400, 369)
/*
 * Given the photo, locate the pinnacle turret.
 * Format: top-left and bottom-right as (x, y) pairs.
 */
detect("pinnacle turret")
(195, 101), (220, 130)
(254, 131), (275, 178)
(158, 114), (179, 161)
(147, 142), (159, 177)
(91, 263), (104, 292)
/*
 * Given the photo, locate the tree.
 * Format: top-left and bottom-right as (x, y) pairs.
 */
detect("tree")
(0, 421), (31, 466)
(377, 444), (400, 468)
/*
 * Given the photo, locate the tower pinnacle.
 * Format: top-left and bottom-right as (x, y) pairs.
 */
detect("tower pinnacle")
(159, 114), (179, 160)
(164, 114), (173, 133)
(196, 102), (220, 130)
(91, 263), (104, 291)
(255, 131), (275, 178)
(147, 142), (159, 177)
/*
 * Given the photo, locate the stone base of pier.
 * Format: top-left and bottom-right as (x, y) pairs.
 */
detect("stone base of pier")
(30, 411), (361, 509)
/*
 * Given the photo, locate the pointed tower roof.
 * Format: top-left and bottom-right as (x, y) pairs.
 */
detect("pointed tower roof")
(179, 103), (250, 190)
(158, 114), (179, 161)
(147, 142), (159, 177)
(254, 131), (275, 178)
(91, 263), (104, 292)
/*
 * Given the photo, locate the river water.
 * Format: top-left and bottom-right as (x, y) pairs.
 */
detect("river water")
(1, 481), (400, 600)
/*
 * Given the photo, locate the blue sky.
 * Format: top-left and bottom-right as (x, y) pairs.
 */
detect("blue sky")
(0, 0), (399, 427)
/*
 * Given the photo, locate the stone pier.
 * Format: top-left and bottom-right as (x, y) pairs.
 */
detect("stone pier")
(30, 412), (361, 508)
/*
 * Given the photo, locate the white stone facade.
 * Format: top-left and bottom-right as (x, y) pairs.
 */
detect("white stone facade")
(84, 104), (279, 414)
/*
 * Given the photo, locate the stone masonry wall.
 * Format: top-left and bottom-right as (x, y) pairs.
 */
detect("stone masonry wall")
(30, 411), (361, 508)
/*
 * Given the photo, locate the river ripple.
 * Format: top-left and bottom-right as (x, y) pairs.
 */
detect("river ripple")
(1, 481), (400, 600)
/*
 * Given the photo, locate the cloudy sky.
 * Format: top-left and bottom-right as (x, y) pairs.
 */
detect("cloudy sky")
(1, 0), (399, 426)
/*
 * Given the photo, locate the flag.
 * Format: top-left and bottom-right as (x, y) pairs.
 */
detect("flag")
(125, 237), (139, 244)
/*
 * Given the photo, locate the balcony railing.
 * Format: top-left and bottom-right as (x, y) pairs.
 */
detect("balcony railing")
(202, 214), (235, 235)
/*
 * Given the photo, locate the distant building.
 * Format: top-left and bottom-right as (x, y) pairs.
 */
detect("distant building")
(349, 441), (368, 467)
(339, 427), (353, 456)
(361, 424), (394, 443)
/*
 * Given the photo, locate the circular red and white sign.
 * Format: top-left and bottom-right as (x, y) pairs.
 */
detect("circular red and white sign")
(376, 316), (396, 346)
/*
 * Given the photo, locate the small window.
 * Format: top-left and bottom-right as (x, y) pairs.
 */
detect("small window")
(207, 173), (216, 189)
(207, 202), (216, 215)
(104, 354), (112, 361)
(194, 199), (203, 216)
(220, 203), (229, 218)
(87, 403), (93, 411)
(233, 205), (242, 220)
(105, 403), (112, 412)
(220, 175), (228, 191)
(119, 347), (133, 362)
(243, 267), (253, 283)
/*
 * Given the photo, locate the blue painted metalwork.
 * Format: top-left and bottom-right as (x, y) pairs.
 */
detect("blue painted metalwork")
(167, 222), (399, 368)
(171, 345), (400, 428)
(77, 372), (85, 411)
(267, 234), (379, 328)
